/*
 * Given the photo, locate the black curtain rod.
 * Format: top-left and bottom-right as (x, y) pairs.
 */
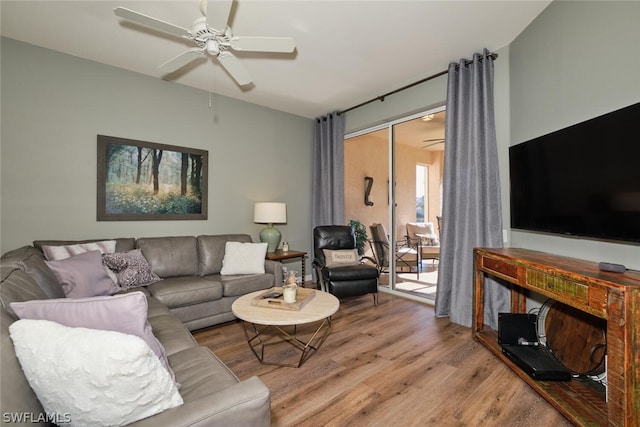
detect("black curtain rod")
(337, 52), (498, 116)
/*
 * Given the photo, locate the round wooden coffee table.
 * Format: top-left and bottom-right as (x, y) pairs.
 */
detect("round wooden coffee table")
(232, 288), (339, 367)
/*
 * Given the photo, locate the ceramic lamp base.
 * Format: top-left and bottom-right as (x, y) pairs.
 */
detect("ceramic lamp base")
(259, 224), (281, 252)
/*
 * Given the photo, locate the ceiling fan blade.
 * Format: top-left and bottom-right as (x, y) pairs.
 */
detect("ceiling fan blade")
(114, 7), (192, 39)
(230, 36), (296, 53)
(158, 49), (205, 73)
(206, 0), (233, 33)
(217, 51), (252, 86)
(421, 140), (445, 149)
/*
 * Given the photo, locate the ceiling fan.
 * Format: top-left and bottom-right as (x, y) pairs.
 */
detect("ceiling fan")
(421, 138), (445, 149)
(113, 0), (296, 87)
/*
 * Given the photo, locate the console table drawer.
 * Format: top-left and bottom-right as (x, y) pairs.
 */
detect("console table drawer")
(526, 270), (588, 304)
(480, 256), (519, 280)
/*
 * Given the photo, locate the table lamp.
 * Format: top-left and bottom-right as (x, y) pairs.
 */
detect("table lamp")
(254, 202), (287, 252)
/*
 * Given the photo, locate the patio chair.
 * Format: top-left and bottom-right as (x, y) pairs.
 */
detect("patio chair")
(406, 222), (440, 264)
(369, 223), (420, 278)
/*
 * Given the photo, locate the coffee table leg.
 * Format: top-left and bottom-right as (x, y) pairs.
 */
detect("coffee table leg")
(240, 318), (332, 368)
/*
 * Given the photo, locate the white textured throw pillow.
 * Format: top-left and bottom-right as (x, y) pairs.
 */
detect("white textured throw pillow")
(9, 319), (183, 427)
(220, 242), (268, 275)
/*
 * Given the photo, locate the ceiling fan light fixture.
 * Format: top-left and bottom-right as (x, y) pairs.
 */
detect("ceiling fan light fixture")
(206, 39), (220, 55)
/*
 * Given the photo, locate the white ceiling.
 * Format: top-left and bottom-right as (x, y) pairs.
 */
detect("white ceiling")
(0, 0), (551, 119)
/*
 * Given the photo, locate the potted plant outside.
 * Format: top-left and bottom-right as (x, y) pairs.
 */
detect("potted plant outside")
(348, 219), (368, 256)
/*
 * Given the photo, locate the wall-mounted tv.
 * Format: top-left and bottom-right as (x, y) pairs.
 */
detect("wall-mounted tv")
(509, 101), (640, 244)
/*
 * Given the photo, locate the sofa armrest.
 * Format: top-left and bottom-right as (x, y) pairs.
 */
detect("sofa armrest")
(130, 376), (270, 427)
(264, 259), (283, 285)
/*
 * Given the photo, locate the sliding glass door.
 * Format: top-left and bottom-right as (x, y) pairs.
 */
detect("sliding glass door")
(344, 107), (445, 302)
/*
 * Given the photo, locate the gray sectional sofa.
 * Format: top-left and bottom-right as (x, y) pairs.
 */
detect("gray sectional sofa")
(1, 234), (281, 426)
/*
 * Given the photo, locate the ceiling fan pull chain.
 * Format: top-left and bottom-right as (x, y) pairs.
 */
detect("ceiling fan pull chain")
(208, 60), (216, 110)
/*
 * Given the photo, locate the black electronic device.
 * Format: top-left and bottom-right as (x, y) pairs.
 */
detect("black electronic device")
(262, 292), (282, 299)
(498, 313), (572, 381)
(509, 101), (640, 244)
(598, 262), (627, 273)
(501, 346), (572, 381)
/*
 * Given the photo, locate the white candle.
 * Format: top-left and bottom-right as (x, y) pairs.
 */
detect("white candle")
(283, 285), (297, 303)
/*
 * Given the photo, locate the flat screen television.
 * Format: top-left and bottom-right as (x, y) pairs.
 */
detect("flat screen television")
(509, 101), (640, 244)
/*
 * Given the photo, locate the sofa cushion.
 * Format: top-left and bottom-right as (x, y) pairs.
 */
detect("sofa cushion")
(168, 346), (239, 400)
(323, 263), (379, 281)
(1, 246), (65, 299)
(220, 242), (268, 275)
(146, 295), (172, 318)
(216, 274), (274, 297)
(9, 291), (174, 380)
(147, 313), (198, 356)
(103, 249), (162, 289)
(44, 250), (119, 298)
(134, 347), (270, 427)
(137, 236), (198, 278)
(9, 319), (183, 427)
(0, 267), (48, 317)
(197, 234), (252, 276)
(20, 256), (65, 299)
(147, 276), (222, 308)
(169, 299), (236, 331)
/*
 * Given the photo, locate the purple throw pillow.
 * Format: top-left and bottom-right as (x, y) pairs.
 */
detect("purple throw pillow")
(10, 292), (176, 383)
(45, 250), (119, 298)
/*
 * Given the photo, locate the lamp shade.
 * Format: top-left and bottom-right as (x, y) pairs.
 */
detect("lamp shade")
(254, 202), (287, 224)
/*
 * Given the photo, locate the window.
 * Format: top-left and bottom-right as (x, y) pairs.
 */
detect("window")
(416, 164), (428, 222)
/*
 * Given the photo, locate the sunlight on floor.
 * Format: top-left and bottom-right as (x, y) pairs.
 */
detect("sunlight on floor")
(378, 263), (438, 300)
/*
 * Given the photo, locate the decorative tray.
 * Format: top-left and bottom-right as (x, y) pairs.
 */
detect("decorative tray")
(251, 287), (315, 311)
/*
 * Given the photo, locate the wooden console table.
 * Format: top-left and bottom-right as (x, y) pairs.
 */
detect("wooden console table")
(473, 247), (640, 427)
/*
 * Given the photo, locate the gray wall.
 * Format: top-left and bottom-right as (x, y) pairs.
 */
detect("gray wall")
(1, 38), (314, 263)
(345, 1), (639, 270)
(508, 1), (640, 269)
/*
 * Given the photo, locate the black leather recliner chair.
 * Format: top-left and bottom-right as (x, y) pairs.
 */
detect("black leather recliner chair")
(312, 225), (379, 305)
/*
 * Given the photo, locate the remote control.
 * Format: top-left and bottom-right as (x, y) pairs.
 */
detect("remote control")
(598, 262), (626, 273)
(263, 292), (282, 299)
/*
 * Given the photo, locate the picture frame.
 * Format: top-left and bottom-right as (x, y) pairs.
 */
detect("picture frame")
(97, 135), (208, 221)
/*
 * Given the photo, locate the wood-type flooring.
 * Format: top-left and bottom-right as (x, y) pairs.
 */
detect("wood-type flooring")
(193, 292), (572, 427)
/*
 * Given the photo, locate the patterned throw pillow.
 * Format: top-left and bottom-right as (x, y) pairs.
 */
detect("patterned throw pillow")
(103, 249), (161, 289)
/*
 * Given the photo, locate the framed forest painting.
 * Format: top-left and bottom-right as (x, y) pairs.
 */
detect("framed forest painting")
(97, 135), (208, 221)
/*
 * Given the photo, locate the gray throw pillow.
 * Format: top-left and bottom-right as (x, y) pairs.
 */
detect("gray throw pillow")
(45, 250), (119, 298)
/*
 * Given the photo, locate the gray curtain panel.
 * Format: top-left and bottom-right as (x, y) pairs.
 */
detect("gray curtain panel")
(434, 49), (509, 329)
(312, 112), (345, 229)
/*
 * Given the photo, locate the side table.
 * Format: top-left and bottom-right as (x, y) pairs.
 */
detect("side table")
(265, 249), (307, 283)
